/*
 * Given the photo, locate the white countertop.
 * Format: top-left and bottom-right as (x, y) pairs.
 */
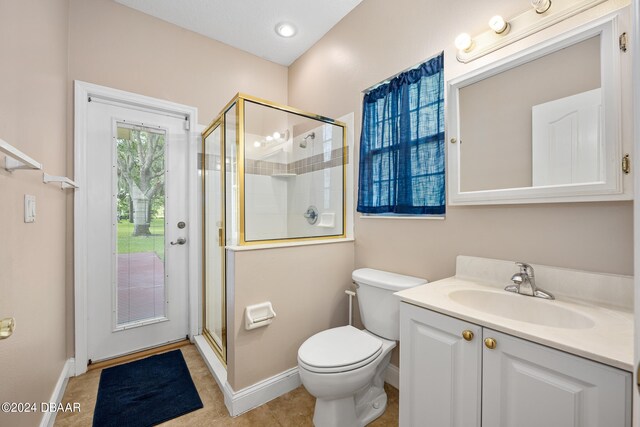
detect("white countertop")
(396, 276), (634, 372)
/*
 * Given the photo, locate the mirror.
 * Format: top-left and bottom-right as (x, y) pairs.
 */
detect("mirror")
(448, 15), (628, 205)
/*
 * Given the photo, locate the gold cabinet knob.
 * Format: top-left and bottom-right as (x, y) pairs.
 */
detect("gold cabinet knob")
(0, 318), (15, 340)
(484, 337), (497, 349)
(462, 330), (474, 341)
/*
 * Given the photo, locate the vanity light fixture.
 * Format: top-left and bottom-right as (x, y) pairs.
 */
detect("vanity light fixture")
(454, 0), (606, 63)
(454, 33), (474, 52)
(531, 0), (552, 14)
(488, 15), (509, 35)
(275, 22), (297, 38)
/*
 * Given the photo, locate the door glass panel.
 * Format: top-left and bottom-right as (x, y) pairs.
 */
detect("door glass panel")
(203, 122), (225, 354)
(116, 123), (167, 326)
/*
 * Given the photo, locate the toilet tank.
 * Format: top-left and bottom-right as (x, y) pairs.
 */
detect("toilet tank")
(353, 268), (427, 340)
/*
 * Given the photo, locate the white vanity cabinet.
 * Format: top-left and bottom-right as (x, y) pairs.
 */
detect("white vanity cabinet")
(399, 302), (482, 427)
(482, 329), (631, 427)
(399, 302), (632, 427)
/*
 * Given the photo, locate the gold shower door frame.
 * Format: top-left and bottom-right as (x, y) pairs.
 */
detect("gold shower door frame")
(201, 116), (227, 363)
(201, 93), (348, 362)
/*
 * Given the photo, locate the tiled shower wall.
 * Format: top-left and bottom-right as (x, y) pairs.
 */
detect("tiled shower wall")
(242, 124), (348, 241)
(244, 146), (348, 176)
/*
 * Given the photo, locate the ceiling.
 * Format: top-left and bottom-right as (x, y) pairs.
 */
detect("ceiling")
(114, 0), (363, 66)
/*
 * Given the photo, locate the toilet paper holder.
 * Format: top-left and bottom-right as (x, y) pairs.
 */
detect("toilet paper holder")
(245, 302), (277, 330)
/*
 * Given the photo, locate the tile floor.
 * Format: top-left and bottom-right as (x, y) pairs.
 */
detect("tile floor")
(55, 344), (399, 426)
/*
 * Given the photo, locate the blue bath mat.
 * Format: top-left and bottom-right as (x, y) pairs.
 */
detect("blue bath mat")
(93, 349), (203, 427)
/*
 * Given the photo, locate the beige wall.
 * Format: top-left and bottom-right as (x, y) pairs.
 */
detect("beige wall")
(65, 0), (289, 357)
(229, 241), (355, 390)
(289, 0), (633, 280)
(289, 0), (633, 366)
(0, 1), (70, 426)
(68, 0), (288, 125)
(460, 36), (600, 191)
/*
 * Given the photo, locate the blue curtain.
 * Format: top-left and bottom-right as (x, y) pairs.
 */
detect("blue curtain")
(357, 52), (445, 215)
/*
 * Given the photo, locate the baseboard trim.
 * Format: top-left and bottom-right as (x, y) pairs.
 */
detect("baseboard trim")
(194, 335), (227, 393)
(226, 367), (301, 416)
(194, 335), (301, 417)
(40, 358), (75, 427)
(195, 335), (398, 417)
(385, 363), (399, 389)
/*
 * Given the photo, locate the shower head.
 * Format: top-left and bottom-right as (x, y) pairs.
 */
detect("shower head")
(299, 132), (315, 148)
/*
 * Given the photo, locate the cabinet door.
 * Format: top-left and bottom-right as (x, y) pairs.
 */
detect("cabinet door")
(482, 329), (631, 427)
(399, 303), (482, 427)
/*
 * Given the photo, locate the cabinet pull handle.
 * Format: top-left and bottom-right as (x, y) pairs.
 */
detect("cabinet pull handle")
(484, 338), (497, 349)
(462, 330), (474, 341)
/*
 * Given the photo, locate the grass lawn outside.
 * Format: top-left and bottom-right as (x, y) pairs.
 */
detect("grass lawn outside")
(118, 218), (165, 260)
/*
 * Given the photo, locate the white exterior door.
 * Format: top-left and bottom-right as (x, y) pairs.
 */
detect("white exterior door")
(399, 303), (482, 427)
(85, 98), (189, 362)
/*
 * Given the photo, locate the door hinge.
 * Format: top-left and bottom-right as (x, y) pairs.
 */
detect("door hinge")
(619, 32), (628, 52)
(184, 116), (190, 131)
(622, 154), (630, 175)
(218, 228), (224, 247)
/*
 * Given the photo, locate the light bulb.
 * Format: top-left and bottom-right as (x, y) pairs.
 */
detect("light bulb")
(489, 15), (509, 34)
(275, 23), (297, 38)
(273, 131), (281, 139)
(266, 136), (273, 141)
(454, 33), (473, 52)
(254, 141), (261, 148)
(531, 0), (551, 14)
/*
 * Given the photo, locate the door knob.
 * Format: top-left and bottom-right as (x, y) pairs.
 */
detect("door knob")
(170, 237), (187, 245)
(484, 337), (497, 349)
(462, 330), (474, 341)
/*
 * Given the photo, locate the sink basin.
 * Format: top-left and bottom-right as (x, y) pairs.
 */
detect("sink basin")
(448, 289), (595, 329)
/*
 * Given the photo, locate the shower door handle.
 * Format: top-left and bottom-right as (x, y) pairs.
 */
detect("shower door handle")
(170, 237), (187, 245)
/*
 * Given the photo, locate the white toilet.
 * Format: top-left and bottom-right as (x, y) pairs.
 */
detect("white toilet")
(297, 268), (427, 427)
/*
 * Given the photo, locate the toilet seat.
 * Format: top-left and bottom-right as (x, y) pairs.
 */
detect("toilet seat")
(298, 326), (383, 374)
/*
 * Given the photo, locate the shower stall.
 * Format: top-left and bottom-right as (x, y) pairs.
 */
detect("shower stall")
(201, 94), (347, 362)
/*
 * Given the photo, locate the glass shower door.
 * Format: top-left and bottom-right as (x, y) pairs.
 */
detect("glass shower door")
(203, 120), (226, 359)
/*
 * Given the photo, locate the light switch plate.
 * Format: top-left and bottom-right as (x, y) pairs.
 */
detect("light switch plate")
(24, 194), (36, 223)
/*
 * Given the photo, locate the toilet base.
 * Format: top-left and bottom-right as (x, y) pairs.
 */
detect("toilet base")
(355, 380), (388, 426)
(310, 350), (392, 427)
(312, 389), (387, 427)
(313, 395), (359, 427)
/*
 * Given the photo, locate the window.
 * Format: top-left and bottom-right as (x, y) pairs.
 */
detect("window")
(357, 52), (445, 216)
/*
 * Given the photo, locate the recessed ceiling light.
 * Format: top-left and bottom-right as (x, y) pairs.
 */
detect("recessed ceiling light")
(275, 22), (297, 38)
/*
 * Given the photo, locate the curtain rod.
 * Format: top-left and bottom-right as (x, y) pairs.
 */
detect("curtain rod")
(361, 51), (444, 94)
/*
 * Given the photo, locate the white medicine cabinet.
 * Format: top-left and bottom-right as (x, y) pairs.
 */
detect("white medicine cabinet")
(447, 12), (632, 205)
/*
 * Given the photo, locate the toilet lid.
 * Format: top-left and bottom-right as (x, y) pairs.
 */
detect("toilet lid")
(298, 326), (382, 373)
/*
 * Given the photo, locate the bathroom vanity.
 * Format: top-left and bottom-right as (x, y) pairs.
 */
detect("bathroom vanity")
(395, 256), (633, 427)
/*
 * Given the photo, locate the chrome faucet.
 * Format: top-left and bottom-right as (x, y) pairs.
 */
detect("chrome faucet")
(505, 262), (554, 300)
